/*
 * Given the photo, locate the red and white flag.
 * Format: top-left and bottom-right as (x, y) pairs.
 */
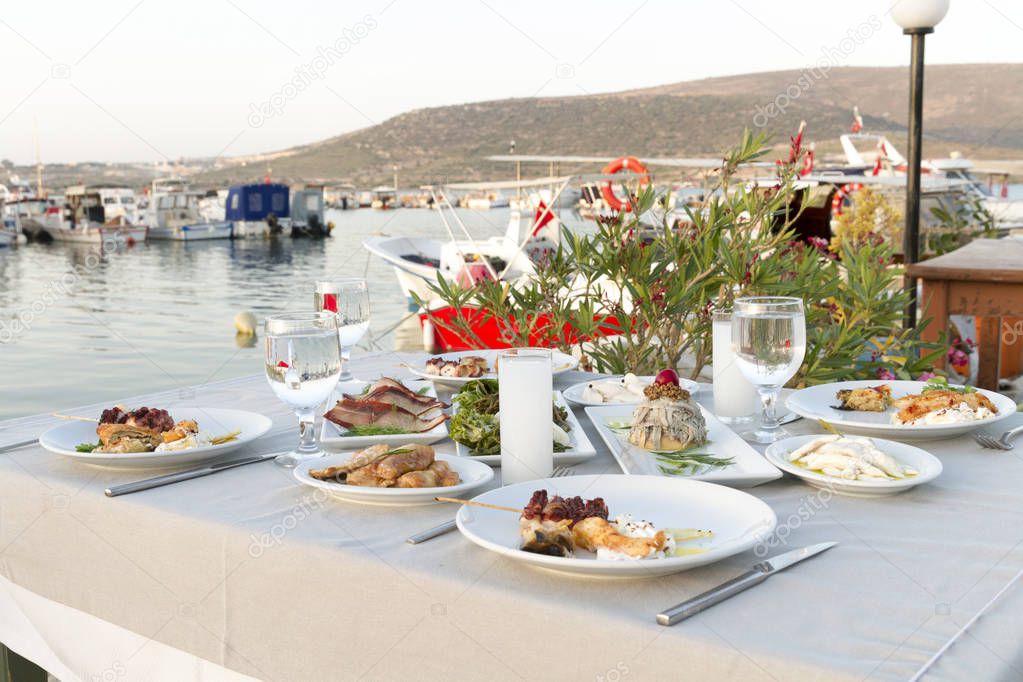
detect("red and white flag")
(851, 106), (863, 133)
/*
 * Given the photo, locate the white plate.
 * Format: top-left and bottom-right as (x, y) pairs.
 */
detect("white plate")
(456, 474), (777, 578)
(452, 390), (597, 466)
(39, 408), (273, 469)
(293, 452), (494, 506)
(405, 349), (579, 387)
(585, 404), (782, 488)
(785, 380), (1017, 440)
(563, 375), (700, 407)
(764, 435), (943, 498)
(319, 379), (448, 450)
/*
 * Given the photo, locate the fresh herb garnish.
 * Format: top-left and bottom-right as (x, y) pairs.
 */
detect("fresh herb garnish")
(922, 376), (976, 394)
(75, 441), (101, 453)
(654, 449), (734, 476)
(416, 386), (431, 396)
(341, 425), (409, 437)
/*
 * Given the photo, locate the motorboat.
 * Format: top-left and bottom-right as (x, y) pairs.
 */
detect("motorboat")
(225, 183), (291, 238)
(44, 185), (148, 244)
(291, 186), (331, 238)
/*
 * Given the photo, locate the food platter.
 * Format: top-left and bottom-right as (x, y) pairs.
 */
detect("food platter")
(405, 349), (579, 387)
(562, 374), (700, 407)
(451, 389), (598, 466)
(455, 474), (777, 578)
(785, 380), (1016, 440)
(585, 404), (782, 488)
(319, 378), (449, 449)
(39, 408), (273, 469)
(764, 435), (943, 497)
(293, 451), (493, 506)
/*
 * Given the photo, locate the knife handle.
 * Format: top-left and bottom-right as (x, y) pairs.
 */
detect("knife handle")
(657, 569), (769, 626)
(406, 519), (457, 544)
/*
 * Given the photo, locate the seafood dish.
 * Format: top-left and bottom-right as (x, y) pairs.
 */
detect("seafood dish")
(449, 379), (572, 456)
(628, 370), (708, 452)
(308, 443), (460, 488)
(424, 355), (489, 378)
(518, 489), (710, 560)
(892, 389), (997, 425)
(81, 406), (239, 454)
(834, 385), (892, 412)
(787, 435), (917, 481)
(580, 373), (649, 404)
(323, 377), (449, 435)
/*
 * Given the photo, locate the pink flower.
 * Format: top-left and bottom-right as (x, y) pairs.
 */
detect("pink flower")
(948, 349), (969, 366)
(876, 368), (896, 380)
(916, 371), (936, 381)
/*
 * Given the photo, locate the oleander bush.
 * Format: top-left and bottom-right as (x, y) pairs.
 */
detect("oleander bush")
(421, 131), (942, 387)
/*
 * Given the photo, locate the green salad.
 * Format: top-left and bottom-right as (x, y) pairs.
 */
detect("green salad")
(921, 376), (976, 394)
(449, 379), (571, 456)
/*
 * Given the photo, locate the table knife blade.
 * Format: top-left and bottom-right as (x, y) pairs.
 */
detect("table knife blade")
(105, 451), (282, 497)
(656, 542), (837, 626)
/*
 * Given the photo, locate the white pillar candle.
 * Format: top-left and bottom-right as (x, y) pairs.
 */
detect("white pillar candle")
(499, 348), (553, 485)
(713, 311), (758, 423)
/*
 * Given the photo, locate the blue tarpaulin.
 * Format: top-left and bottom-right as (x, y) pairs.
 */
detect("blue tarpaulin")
(225, 184), (290, 221)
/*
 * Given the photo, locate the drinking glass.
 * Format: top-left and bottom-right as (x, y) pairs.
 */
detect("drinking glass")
(264, 312), (342, 467)
(315, 279), (370, 382)
(731, 297), (806, 444)
(498, 348), (554, 485)
(712, 309), (758, 423)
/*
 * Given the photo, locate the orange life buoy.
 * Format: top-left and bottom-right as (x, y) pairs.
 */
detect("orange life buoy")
(831, 182), (863, 216)
(600, 156), (650, 213)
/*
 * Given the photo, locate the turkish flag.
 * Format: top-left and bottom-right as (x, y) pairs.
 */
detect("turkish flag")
(532, 200), (555, 236)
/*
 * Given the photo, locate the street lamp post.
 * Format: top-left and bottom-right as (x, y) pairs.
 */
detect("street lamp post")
(890, 0), (949, 329)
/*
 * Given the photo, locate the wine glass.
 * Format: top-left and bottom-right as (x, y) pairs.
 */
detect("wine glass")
(264, 312), (342, 467)
(314, 279), (370, 383)
(731, 297), (806, 444)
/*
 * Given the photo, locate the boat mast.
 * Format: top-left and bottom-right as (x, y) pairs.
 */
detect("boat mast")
(33, 116), (43, 197)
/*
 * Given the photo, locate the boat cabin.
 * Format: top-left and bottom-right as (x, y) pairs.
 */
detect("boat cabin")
(291, 187), (329, 237)
(225, 183), (290, 237)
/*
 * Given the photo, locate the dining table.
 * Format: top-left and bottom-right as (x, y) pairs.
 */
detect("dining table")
(2, 351), (1023, 681)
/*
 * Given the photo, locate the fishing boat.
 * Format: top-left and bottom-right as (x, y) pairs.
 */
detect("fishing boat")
(370, 186), (398, 209)
(460, 191), (510, 209)
(44, 185), (148, 244)
(225, 183), (291, 238)
(145, 179), (232, 241)
(325, 184), (359, 210)
(290, 186), (331, 238)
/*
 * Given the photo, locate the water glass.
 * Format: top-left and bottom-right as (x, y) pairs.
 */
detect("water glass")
(731, 297), (806, 444)
(264, 312), (342, 467)
(498, 348), (553, 485)
(712, 310), (758, 423)
(314, 278), (370, 382)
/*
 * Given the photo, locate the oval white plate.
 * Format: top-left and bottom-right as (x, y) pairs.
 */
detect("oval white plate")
(456, 474), (776, 578)
(405, 349), (579, 387)
(39, 408), (273, 469)
(293, 452), (494, 506)
(563, 375), (699, 407)
(765, 435), (942, 498)
(319, 378), (449, 450)
(785, 380), (1016, 440)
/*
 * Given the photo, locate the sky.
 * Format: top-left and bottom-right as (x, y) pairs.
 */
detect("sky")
(1, 0), (1020, 165)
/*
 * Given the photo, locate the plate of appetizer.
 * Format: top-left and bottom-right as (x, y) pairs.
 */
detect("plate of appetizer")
(765, 434), (942, 497)
(320, 377), (449, 449)
(584, 370), (781, 488)
(563, 370), (699, 407)
(452, 474), (776, 578)
(39, 405), (273, 469)
(785, 377), (1017, 440)
(405, 349), (579, 387)
(293, 443), (493, 506)
(448, 379), (597, 466)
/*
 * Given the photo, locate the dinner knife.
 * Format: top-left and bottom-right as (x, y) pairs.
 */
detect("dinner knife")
(104, 451), (282, 497)
(0, 437), (40, 453)
(406, 519), (457, 544)
(656, 542), (837, 626)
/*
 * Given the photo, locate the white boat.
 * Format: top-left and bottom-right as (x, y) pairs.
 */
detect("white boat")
(370, 186), (398, 209)
(45, 186), (148, 244)
(147, 182), (232, 241)
(840, 132), (1023, 231)
(460, 191), (510, 210)
(364, 178), (569, 308)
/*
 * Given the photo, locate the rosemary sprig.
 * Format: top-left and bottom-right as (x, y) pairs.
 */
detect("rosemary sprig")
(654, 450), (734, 476)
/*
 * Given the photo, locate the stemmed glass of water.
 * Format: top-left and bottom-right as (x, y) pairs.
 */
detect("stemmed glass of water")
(264, 312), (342, 467)
(731, 297), (806, 444)
(315, 279), (370, 383)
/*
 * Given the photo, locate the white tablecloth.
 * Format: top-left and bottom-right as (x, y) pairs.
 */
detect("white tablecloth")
(2, 353), (1023, 681)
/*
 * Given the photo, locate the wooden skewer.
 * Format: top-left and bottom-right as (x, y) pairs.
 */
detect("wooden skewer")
(434, 496), (520, 513)
(53, 413), (98, 422)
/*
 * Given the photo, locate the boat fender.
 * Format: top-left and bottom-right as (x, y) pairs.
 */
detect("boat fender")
(600, 156), (651, 213)
(234, 310), (257, 336)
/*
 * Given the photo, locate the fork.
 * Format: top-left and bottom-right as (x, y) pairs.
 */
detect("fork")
(406, 464), (575, 544)
(973, 425), (1023, 451)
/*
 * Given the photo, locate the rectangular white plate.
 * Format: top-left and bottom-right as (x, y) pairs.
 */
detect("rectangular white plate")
(584, 404), (782, 488)
(320, 379), (449, 450)
(452, 390), (597, 466)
